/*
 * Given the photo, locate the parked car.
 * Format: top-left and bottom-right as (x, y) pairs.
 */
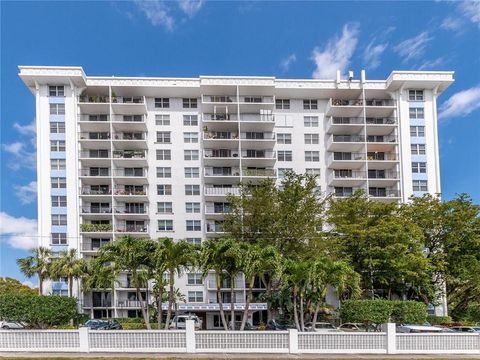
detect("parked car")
(396, 325), (445, 333)
(0, 321), (24, 330)
(450, 326), (480, 333)
(169, 315), (202, 330)
(338, 322), (378, 332)
(305, 322), (340, 332)
(82, 319), (122, 330)
(265, 319), (295, 331)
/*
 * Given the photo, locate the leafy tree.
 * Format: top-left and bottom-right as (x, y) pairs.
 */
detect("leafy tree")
(150, 238), (170, 329)
(16, 246), (52, 295)
(95, 236), (155, 329)
(0, 277), (37, 295)
(50, 249), (87, 297)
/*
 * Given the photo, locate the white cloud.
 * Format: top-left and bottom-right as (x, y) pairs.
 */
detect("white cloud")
(14, 181), (37, 205)
(134, 0), (174, 30)
(0, 212), (37, 250)
(13, 120), (36, 137)
(2, 141), (36, 171)
(22, 280), (36, 288)
(394, 31), (433, 62)
(280, 54), (296, 72)
(441, 16), (463, 31)
(438, 85), (480, 120)
(178, 0), (204, 17)
(458, 1), (480, 26)
(311, 22), (360, 79)
(363, 41), (387, 70)
(417, 57), (445, 71)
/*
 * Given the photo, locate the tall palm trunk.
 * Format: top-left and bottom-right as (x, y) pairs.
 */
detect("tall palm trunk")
(293, 287), (301, 331)
(38, 274), (43, 295)
(311, 301), (321, 327)
(165, 272), (175, 329)
(216, 272), (228, 330)
(262, 274), (273, 321)
(135, 273), (151, 330)
(240, 276), (254, 331)
(230, 273), (235, 330)
(68, 275), (73, 297)
(157, 284), (163, 329)
(299, 291), (305, 332)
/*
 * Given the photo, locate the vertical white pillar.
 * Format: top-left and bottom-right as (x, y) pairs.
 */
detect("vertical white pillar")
(78, 327), (90, 352)
(385, 323), (396, 354)
(185, 319), (196, 353)
(288, 328), (298, 354)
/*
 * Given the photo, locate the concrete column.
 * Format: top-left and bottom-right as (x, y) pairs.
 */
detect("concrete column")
(185, 319), (196, 353)
(385, 323), (396, 354)
(288, 328), (298, 354)
(78, 327), (90, 352)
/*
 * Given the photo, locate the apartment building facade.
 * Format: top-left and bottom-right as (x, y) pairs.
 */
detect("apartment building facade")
(19, 66), (453, 328)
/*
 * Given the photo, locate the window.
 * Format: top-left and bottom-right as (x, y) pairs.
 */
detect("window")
(278, 168), (292, 178)
(156, 167), (172, 178)
(185, 185), (200, 195)
(412, 180), (428, 191)
(186, 238), (202, 246)
(51, 233), (67, 245)
(186, 202), (200, 213)
(183, 98), (197, 109)
(412, 162), (427, 173)
(304, 133), (319, 144)
(278, 150), (292, 162)
(409, 90), (424, 101)
(184, 150), (199, 161)
(155, 98), (169, 108)
(50, 140), (66, 152)
(123, 115), (143, 122)
(188, 291), (203, 302)
(49, 85), (64, 97)
(51, 177), (66, 188)
(184, 132), (198, 143)
(49, 103), (65, 115)
(50, 122), (65, 133)
(158, 220), (173, 231)
(155, 114), (170, 126)
(157, 184), (172, 195)
(51, 196), (67, 207)
(51, 214), (67, 226)
(186, 220), (201, 231)
(304, 116), (319, 127)
(305, 151), (320, 162)
(411, 144), (426, 155)
(51, 159), (66, 170)
(275, 99), (290, 110)
(187, 273), (203, 285)
(156, 149), (171, 160)
(335, 187), (353, 197)
(303, 99), (318, 110)
(409, 107), (425, 119)
(410, 126), (425, 137)
(183, 115), (198, 126)
(156, 131), (171, 143)
(185, 167), (199, 178)
(157, 202), (173, 214)
(277, 133), (292, 144)
(306, 168), (321, 176)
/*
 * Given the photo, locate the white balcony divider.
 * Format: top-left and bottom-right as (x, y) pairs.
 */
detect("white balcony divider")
(1, 322), (479, 354)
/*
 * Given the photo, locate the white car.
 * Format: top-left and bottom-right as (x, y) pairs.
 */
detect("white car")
(305, 322), (340, 332)
(450, 326), (480, 333)
(0, 321), (25, 330)
(396, 325), (445, 333)
(169, 315), (202, 330)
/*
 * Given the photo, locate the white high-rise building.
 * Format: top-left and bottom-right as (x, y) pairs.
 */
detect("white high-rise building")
(19, 66), (453, 327)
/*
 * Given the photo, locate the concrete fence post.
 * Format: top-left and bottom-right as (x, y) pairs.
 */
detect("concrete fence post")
(288, 328), (298, 354)
(385, 322), (396, 354)
(185, 319), (196, 353)
(78, 327), (90, 352)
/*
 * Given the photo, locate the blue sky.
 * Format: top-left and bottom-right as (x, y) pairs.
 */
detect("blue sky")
(1, 1), (479, 285)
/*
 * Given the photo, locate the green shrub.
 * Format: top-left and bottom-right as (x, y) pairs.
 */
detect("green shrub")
(391, 301), (427, 324)
(427, 315), (452, 325)
(80, 223), (112, 232)
(466, 303), (480, 323)
(0, 293), (77, 329)
(121, 322), (146, 330)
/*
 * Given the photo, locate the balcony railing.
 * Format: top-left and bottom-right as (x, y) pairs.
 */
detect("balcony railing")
(330, 117), (397, 125)
(369, 189), (401, 198)
(205, 205), (230, 214)
(204, 187), (240, 196)
(113, 188), (147, 196)
(81, 187), (111, 195)
(329, 152), (366, 161)
(79, 95), (110, 103)
(79, 169), (110, 176)
(79, 132), (110, 140)
(79, 114), (109, 122)
(114, 206), (147, 214)
(112, 96), (144, 104)
(331, 117), (364, 125)
(203, 132), (239, 140)
(368, 171), (399, 179)
(113, 132), (146, 140)
(331, 99), (395, 106)
(332, 135), (365, 143)
(112, 115), (145, 123)
(82, 298), (112, 307)
(242, 168), (276, 177)
(113, 150), (146, 159)
(203, 113), (274, 122)
(81, 240), (111, 252)
(367, 135), (397, 143)
(241, 150), (276, 159)
(240, 133), (275, 140)
(331, 171), (367, 180)
(206, 222), (224, 233)
(116, 224), (148, 233)
(367, 152), (399, 161)
(203, 95), (237, 103)
(116, 300), (147, 308)
(81, 206), (112, 214)
(79, 151), (110, 159)
(205, 168), (241, 177)
(366, 117), (397, 125)
(112, 169), (147, 177)
(80, 223), (113, 232)
(207, 280), (244, 289)
(204, 150), (240, 158)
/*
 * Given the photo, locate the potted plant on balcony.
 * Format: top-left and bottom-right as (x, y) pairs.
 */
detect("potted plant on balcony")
(111, 91), (118, 103)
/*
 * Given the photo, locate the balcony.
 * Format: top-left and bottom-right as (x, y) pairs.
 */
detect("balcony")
(206, 221), (225, 237)
(242, 168), (276, 178)
(79, 114), (109, 122)
(240, 132), (275, 149)
(111, 114), (147, 131)
(242, 150), (276, 166)
(116, 300), (147, 308)
(78, 132), (111, 148)
(205, 203), (230, 220)
(111, 96), (147, 115)
(328, 170), (367, 186)
(116, 279), (148, 289)
(78, 94), (110, 114)
(113, 186), (147, 201)
(82, 298), (112, 308)
(114, 206), (148, 219)
(327, 134), (365, 151)
(79, 168), (110, 177)
(113, 150), (146, 159)
(207, 279), (245, 291)
(367, 135), (398, 152)
(327, 152), (366, 169)
(204, 186), (240, 199)
(368, 170), (400, 187)
(115, 223), (148, 234)
(326, 98), (396, 117)
(80, 206), (112, 214)
(81, 239), (111, 253)
(112, 168), (147, 177)
(81, 187), (111, 196)
(369, 188), (401, 202)
(367, 152), (399, 169)
(80, 223), (113, 233)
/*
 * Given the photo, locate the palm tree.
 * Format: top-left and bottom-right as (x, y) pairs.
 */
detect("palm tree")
(16, 246), (52, 295)
(150, 238), (170, 329)
(284, 259), (311, 331)
(82, 260), (117, 318)
(96, 236), (155, 329)
(155, 238), (195, 329)
(200, 238), (233, 330)
(239, 244), (282, 330)
(50, 249), (86, 297)
(222, 239), (243, 330)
